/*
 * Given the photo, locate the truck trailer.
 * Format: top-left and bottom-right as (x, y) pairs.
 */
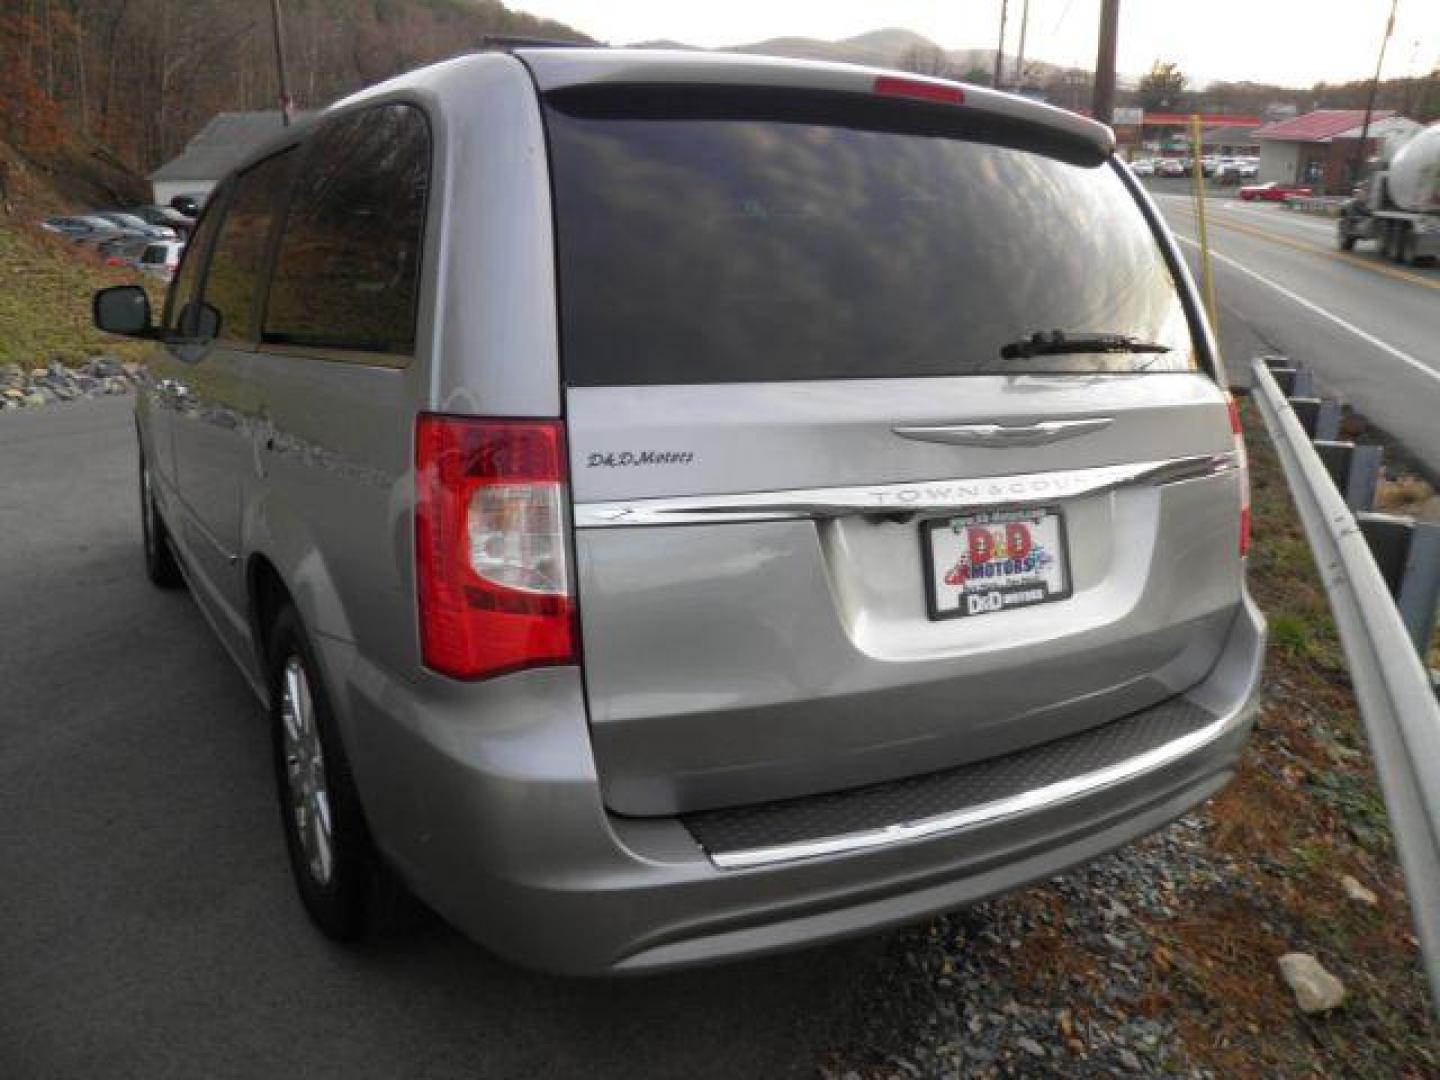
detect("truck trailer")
(1338, 122), (1440, 265)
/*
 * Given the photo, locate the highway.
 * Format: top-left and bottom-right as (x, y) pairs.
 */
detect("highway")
(1151, 185), (1440, 473)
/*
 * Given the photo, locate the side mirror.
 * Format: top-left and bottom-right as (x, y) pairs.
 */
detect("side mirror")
(92, 285), (154, 338)
(177, 299), (222, 341)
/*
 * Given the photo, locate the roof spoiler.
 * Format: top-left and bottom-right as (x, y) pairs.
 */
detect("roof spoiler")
(479, 35), (599, 53)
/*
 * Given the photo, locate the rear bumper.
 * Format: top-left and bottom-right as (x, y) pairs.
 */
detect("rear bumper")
(322, 593), (1264, 976)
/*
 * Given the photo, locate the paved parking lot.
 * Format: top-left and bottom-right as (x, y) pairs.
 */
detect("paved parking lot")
(0, 398), (884, 1079)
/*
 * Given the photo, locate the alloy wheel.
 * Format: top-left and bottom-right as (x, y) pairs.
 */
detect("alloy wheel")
(279, 655), (335, 886)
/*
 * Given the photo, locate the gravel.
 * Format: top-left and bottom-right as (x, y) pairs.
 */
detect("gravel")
(0, 358), (141, 409)
(821, 814), (1228, 1079)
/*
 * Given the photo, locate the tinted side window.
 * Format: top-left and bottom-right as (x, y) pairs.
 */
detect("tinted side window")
(164, 195), (224, 334)
(202, 150), (295, 343)
(263, 104), (430, 357)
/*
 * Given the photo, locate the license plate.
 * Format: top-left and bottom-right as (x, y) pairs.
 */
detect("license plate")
(923, 508), (1071, 620)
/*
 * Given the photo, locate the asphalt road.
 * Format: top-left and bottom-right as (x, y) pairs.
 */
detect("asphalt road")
(6, 187), (1435, 1079)
(0, 398), (879, 1079)
(1148, 184), (1440, 473)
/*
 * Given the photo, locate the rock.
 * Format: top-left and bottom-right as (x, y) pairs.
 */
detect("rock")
(1340, 875), (1378, 906)
(1118, 1048), (1143, 1071)
(1016, 1037), (1046, 1058)
(1277, 953), (1346, 1013)
(23, 392), (46, 407)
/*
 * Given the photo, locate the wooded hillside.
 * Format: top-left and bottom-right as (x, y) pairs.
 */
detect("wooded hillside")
(0, 0), (591, 176)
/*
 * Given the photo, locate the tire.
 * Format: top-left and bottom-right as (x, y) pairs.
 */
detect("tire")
(266, 604), (410, 940)
(1382, 221), (1399, 262)
(1338, 223), (1356, 251)
(139, 448), (184, 589)
(1399, 227), (1418, 266)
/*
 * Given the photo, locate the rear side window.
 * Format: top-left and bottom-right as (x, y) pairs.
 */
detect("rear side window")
(164, 195), (223, 335)
(263, 104), (430, 358)
(202, 150), (295, 342)
(544, 89), (1197, 386)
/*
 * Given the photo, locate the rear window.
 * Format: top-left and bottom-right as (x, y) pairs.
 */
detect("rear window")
(543, 88), (1197, 386)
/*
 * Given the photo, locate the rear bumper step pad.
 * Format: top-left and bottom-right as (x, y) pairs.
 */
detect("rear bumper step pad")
(682, 697), (1219, 869)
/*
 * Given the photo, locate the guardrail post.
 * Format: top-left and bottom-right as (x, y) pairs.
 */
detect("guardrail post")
(1268, 367), (1299, 396)
(1347, 445), (1384, 511)
(1314, 400), (1342, 442)
(1357, 515), (1440, 655)
(1289, 397), (1324, 437)
(1359, 513), (1416, 596)
(1398, 524), (1440, 658)
(1314, 440), (1354, 492)
(1310, 440), (1383, 510)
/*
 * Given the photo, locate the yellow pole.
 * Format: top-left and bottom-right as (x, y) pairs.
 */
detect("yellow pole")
(1189, 113), (1220, 342)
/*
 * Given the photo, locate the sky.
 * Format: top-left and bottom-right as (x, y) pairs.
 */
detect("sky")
(512, 0), (1440, 89)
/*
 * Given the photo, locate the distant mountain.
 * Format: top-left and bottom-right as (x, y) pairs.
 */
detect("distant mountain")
(629, 27), (1078, 87)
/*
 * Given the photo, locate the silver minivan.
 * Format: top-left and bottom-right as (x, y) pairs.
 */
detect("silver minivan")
(94, 48), (1264, 975)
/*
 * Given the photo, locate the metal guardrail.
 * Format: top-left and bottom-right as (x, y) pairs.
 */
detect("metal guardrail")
(1285, 195), (1347, 217)
(1250, 357), (1440, 1013)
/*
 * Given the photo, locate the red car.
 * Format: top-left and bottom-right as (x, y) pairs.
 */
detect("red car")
(1238, 181), (1313, 202)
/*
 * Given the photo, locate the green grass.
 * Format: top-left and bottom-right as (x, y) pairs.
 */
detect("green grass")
(0, 219), (155, 367)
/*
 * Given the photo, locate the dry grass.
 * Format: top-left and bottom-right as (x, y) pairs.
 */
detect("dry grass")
(0, 218), (159, 367)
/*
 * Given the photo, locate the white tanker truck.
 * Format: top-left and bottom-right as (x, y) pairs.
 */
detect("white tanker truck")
(1337, 122), (1440, 265)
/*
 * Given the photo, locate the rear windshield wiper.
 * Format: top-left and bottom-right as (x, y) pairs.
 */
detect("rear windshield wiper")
(1000, 330), (1171, 360)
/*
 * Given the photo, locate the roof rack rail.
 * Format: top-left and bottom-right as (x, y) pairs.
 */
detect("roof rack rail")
(478, 35), (597, 53)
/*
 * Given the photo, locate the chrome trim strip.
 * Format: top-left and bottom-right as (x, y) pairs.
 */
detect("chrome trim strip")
(574, 453), (1235, 528)
(892, 417), (1113, 447)
(709, 704), (1239, 870)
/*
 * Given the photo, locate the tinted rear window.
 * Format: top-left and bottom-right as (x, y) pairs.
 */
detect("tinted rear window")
(544, 90), (1197, 386)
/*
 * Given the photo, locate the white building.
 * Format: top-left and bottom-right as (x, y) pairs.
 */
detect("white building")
(148, 111), (301, 207)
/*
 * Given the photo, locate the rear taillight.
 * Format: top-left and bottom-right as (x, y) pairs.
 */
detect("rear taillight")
(1227, 394), (1251, 557)
(415, 415), (574, 680)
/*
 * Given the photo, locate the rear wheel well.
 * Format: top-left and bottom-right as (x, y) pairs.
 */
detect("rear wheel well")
(248, 556), (291, 668)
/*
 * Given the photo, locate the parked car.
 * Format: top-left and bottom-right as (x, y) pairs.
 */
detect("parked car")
(135, 239), (184, 280)
(41, 214), (124, 243)
(128, 205), (194, 238)
(1129, 158), (1156, 176)
(96, 236), (150, 268)
(168, 192), (205, 217)
(1238, 158), (1260, 179)
(94, 211), (178, 240)
(94, 50), (1263, 976)
(1239, 181), (1313, 202)
(1157, 157), (1189, 177)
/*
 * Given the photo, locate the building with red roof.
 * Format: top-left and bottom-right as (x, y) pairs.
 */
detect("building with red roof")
(1252, 109), (1422, 193)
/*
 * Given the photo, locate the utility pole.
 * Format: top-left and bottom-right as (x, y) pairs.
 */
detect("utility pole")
(1092, 0), (1120, 123)
(1351, 0), (1398, 188)
(993, 0), (1009, 91)
(268, 0), (294, 126)
(1014, 0), (1030, 92)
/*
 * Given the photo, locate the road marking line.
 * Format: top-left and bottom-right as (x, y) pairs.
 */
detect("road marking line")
(1168, 204), (1440, 290)
(1172, 232), (1440, 387)
(1224, 202), (1334, 237)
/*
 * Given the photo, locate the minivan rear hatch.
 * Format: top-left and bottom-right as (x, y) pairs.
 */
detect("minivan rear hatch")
(536, 70), (1243, 817)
